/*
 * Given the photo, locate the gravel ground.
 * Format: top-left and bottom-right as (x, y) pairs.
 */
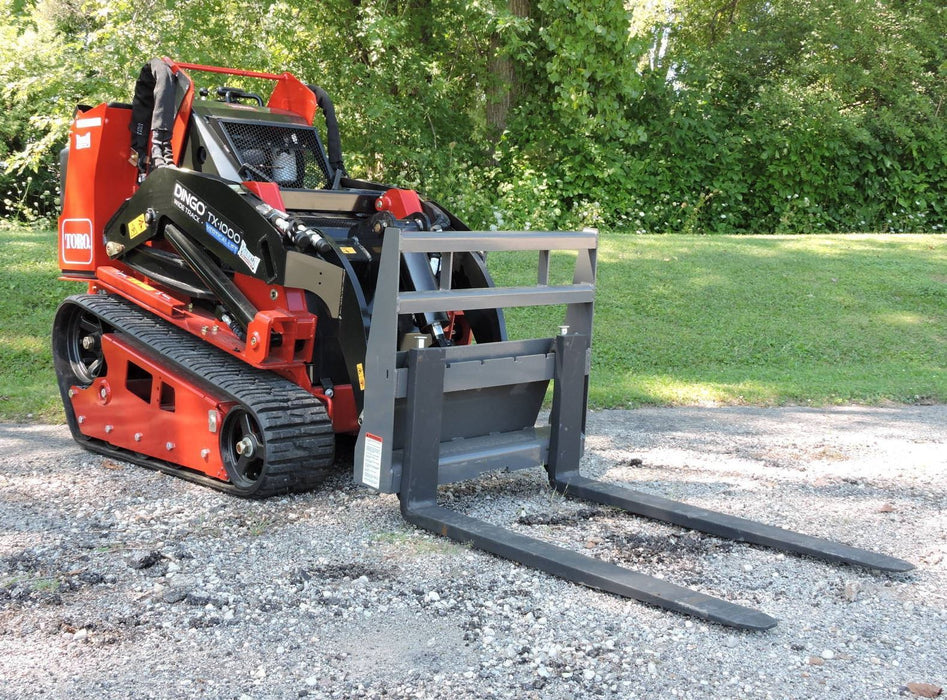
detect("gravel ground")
(0, 406), (944, 699)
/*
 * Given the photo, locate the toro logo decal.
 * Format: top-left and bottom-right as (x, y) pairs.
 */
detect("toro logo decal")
(60, 218), (94, 265)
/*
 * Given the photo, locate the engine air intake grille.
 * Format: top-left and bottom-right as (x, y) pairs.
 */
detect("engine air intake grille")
(218, 119), (331, 189)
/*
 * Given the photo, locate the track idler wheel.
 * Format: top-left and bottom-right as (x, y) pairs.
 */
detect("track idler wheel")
(221, 407), (268, 493)
(59, 306), (108, 386)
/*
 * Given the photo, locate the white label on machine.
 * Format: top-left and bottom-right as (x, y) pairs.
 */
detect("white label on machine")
(60, 218), (94, 265)
(362, 433), (383, 490)
(237, 240), (261, 273)
(75, 117), (102, 129)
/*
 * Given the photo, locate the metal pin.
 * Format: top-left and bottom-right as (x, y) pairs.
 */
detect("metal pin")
(105, 241), (125, 257)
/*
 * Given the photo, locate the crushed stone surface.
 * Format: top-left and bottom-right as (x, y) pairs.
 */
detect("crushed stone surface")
(0, 405), (944, 699)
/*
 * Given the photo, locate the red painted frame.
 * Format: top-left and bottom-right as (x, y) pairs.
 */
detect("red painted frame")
(69, 331), (233, 481)
(57, 59), (365, 446)
(164, 58), (319, 161)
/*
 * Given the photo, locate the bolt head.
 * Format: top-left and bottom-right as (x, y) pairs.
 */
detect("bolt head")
(134, 432), (143, 442)
(235, 437), (255, 458)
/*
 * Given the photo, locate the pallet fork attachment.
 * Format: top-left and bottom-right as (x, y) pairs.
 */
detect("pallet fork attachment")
(356, 228), (912, 631)
(55, 57), (914, 632)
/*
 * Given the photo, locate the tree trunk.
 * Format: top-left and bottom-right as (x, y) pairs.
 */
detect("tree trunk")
(486, 0), (530, 135)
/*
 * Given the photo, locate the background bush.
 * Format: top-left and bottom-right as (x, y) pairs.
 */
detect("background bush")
(2, 0), (944, 233)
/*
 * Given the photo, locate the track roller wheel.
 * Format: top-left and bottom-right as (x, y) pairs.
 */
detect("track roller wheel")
(221, 407), (267, 492)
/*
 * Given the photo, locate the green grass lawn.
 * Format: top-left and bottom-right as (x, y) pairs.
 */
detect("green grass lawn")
(0, 225), (75, 420)
(1, 225), (944, 422)
(488, 233), (947, 408)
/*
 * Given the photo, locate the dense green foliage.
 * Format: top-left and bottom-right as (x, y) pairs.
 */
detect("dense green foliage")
(1, 0), (945, 232)
(3, 225), (943, 421)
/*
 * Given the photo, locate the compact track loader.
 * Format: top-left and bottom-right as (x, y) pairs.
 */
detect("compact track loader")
(54, 58), (911, 630)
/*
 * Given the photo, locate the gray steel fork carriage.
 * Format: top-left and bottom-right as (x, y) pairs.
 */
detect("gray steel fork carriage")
(355, 228), (912, 630)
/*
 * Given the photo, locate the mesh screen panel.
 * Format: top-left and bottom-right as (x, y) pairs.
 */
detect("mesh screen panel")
(219, 119), (331, 189)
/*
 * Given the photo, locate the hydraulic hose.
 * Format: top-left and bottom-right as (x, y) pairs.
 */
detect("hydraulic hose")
(307, 84), (345, 181)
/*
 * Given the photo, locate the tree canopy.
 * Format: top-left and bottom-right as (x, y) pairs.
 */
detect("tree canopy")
(2, 0), (944, 232)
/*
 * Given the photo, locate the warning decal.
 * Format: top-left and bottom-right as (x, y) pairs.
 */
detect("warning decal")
(362, 433), (383, 490)
(127, 214), (149, 239)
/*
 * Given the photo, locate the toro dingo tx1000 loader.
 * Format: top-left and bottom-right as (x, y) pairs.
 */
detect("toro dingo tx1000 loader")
(53, 58), (912, 630)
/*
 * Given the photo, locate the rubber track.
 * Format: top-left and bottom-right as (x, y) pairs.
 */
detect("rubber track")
(61, 293), (335, 497)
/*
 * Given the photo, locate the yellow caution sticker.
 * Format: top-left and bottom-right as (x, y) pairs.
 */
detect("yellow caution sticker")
(356, 362), (366, 391)
(340, 246), (357, 255)
(127, 214), (149, 239)
(128, 277), (156, 292)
